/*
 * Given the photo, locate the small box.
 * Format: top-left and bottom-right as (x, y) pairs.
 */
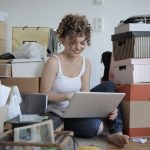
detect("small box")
(115, 23), (150, 34)
(117, 83), (150, 137)
(0, 106), (8, 133)
(0, 77), (40, 93)
(0, 58), (44, 77)
(0, 64), (11, 77)
(111, 31), (150, 61)
(113, 58), (150, 84)
(11, 58), (44, 77)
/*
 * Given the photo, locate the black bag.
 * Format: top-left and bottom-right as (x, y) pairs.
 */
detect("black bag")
(101, 51), (112, 81)
(120, 15), (150, 24)
(0, 52), (15, 59)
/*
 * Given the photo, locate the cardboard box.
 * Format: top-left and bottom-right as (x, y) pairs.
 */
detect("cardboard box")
(111, 31), (150, 60)
(0, 64), (11, 77)
(0, 58), (44, 77)
(0, 106), (8, 133)
(117, 83), (150, 137)
(0, 22), (6, 54)
(0, 22), (6, 40)
(113, 58), (150, 84)
(0, 77), (40, 93)
(115, 23), (150, 34)
(0, 37), (6, 55)
(11, 59), (44, 77)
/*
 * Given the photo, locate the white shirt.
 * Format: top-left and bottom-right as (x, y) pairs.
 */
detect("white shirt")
(48, 55), (86, 111)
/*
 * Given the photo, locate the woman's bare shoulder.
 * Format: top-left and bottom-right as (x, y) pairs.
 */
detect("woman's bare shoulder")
(46, 54), (59, 66)
(84, 57), (91, 67)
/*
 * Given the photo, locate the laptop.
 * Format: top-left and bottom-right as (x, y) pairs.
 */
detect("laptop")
(50, 92), (125, 118)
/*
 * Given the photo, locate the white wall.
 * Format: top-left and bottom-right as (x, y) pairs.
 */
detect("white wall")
(0, 0), (150, 88)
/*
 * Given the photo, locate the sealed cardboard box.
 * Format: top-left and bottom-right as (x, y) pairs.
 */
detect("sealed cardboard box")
(0, 40), (5, 55)
(0, 106), (8, 133)
(113, 58), (150, 84)
(117, 83), (150, 137)
(0, 77), (40, 93)
(0, 22), (6, 54)
(111, 31), (150, 60)
(0, 39), (6, 54)
(0, 64), (11, 77)
(0, 22), (6, 40)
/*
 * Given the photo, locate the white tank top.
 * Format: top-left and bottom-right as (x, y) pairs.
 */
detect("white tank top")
(48, 55), (86, 111)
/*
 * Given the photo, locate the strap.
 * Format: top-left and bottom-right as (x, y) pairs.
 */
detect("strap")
(6, 87), (12, 105)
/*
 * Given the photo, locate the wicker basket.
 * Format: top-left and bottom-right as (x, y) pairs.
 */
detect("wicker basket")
(0, 130), (75, 150)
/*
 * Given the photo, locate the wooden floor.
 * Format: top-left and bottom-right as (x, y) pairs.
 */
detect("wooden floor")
(107, 137), (150, 150)
(77, 136), (150, 150)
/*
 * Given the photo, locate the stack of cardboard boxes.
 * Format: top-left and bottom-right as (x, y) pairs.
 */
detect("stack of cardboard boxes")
(0, 21), (7, 134)
(112, 23), (150, 137)
(0, 24), (48, 93)
(0, 23), (48, 133)
(0, 58), (44, 93)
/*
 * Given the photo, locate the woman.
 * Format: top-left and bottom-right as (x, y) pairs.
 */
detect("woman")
(40, 14), (129, 148)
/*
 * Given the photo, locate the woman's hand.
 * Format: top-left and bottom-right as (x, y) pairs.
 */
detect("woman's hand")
(66, 93), (74, 100)
(108, 109), (118, 120)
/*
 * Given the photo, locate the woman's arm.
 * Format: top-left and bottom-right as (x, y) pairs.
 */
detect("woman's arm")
(40, 56), (69, 102)
(80, 58), (91, 92)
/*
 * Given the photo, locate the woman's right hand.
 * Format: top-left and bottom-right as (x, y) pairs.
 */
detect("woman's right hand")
(66, 93), (74, 100)
(108, 109), (118, 120)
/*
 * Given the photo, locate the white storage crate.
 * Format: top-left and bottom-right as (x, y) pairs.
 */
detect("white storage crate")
(113, 58), (150, 84)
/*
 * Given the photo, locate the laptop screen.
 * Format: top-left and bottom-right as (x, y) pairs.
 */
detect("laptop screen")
(20, 93), (48, 115)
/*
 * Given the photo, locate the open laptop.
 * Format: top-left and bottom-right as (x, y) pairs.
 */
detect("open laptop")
(50, 92), (125, 118)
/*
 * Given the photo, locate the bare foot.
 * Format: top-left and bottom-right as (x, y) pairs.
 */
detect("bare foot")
(107, 132), (129, 148)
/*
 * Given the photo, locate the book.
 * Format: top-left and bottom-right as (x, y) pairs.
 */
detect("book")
(19, 114), (44, 122)
(4, 113), (63, 132)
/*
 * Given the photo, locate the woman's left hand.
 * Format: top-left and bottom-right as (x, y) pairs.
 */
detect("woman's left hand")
(108, 109), (118, 120)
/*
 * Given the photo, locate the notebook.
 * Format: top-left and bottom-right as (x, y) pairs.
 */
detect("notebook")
(50, 92), (125, 118)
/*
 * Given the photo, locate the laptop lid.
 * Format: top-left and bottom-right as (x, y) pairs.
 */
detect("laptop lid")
(63, 92), (125, 118)
(20, 93), (48, 115)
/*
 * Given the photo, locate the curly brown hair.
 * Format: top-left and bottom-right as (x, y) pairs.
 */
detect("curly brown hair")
(57, 14), (92, 46)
